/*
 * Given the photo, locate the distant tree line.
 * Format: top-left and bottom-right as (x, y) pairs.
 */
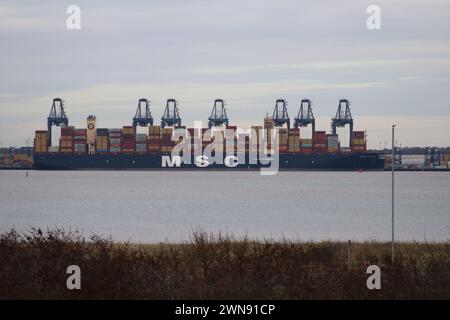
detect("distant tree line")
(374, 147), (450, 155)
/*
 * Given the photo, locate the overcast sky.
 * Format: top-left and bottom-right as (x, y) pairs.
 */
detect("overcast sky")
(0, 0), (449, 148)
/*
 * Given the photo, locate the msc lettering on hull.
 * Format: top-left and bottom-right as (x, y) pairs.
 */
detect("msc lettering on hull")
(161, 155), (240, 168)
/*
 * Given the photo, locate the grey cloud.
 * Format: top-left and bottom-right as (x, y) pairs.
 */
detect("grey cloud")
(0, 0), (449, 147)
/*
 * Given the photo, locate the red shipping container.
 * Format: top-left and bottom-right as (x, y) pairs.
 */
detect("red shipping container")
(61, 126), (74, 136)
(352, 131), (365, 139)
(74, 129), (87, 136)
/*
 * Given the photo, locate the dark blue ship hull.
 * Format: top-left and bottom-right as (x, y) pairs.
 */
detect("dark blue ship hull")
(33, 152), (385, 170)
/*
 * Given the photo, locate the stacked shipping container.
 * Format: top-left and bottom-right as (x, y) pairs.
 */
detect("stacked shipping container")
(250, 126), (262, 155)
(135, 134), (147, 153)
(288, 128), (300, 153)
(122, 126), (135, 153)
(443, 154), (450, 168)
(300, 137), (312, 153)
(161, 128), (173, 153)
(73, 129), (87, 153)
(187, 128), (197, 153)
(34, 131), (48, 153)
(33, 117), (375, 158)
(148, 126), (161, 153)
(313, 131), (327, 153)
(213, 129), (224, 154)
(12, 154), (32, 162)
(122, 126), (135, 136)
(264, 118), (274, 154)
(60, 126), (74, 153)
(174, 126), (187, 156)
(327, 134), (339, 153)
(225, 126), (237, 154)
(109, 129), (122, 153)
(237, 133), (249, 155)
(96, 128), (109, 153)
(202, 128), (210, 152)
(278, 128), (288, 153)
(351, 131), (366, 152)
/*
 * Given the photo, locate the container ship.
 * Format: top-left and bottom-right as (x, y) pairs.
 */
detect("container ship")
(33, 98), (385, 170)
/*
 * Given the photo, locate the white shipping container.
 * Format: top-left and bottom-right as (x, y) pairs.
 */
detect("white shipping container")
(110, 138), (121, 145)
(136, 134), (147, 142)
(109, 129), (122, 137)
(74, 144), (86, 152)
(327, 135), (339, 147)
(402, 155), (425, 165)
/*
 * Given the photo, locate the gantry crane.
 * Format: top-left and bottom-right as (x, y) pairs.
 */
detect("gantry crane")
(294, 99), (315, 133)
(133, 98), (153, 128)
(47, 98), (69, 146)
(161, 98), (182, 128)
(272, 99), (290, 128)
(208, 99), (229, 128)
(331, 99), (353, 146)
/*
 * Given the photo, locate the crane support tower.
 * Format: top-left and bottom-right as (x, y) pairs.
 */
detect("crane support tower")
(133, 98), (153, 128)
(47, 98), (69, 146)
(331, 99), (353, 146)
(208, 99), (229, 128)
(161, 98), (182, 128)
(294, 99), (315, 133)
(272, 99), (290, 128)
(426, 147), (441, 166)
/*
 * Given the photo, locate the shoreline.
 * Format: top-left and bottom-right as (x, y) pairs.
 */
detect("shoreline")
(1, 167), (449, 172)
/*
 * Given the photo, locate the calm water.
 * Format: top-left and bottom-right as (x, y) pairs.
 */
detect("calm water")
(0, 170), (449, 242)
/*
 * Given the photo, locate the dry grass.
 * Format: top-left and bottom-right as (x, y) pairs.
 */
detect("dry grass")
(0, 227), (449, 299)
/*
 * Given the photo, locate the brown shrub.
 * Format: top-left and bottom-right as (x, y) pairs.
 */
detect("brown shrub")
(0, 228), (448, 299)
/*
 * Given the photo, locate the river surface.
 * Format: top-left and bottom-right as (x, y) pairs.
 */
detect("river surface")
(0, 170), (449, 242)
